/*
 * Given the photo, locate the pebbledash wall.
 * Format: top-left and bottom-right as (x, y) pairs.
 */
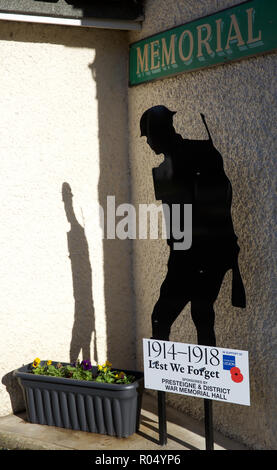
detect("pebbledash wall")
(128, 0), (276, 450)
(0, 20), (135, 416)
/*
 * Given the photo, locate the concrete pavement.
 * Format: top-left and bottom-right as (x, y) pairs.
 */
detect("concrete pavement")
(0, 392), (248, 451)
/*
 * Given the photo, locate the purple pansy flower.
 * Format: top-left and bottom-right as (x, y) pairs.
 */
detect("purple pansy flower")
(81, 360), (92, 370)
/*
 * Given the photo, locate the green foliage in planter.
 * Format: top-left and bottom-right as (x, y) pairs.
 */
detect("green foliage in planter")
(30, 358), (135, 384)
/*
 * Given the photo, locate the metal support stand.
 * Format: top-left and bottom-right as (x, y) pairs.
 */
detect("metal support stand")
(204, 399), (214, 450)
(158, 391), (167, 445)
(154, 339), (214, 450)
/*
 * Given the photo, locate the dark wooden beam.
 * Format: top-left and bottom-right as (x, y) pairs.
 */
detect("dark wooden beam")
(0, 0), (144, 21)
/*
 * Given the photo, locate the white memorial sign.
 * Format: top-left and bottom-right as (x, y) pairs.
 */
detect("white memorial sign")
(143, 339), (250, 406)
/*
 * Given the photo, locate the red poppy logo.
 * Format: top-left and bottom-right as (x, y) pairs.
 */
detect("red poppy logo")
(230, 366), (244, 383)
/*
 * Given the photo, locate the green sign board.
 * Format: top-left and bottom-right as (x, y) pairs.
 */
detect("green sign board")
(129, 0), (277, 86)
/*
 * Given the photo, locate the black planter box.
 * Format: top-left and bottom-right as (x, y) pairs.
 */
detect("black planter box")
(14, 363), (144, 438)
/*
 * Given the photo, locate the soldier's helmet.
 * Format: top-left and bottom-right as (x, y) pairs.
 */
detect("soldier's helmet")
(140, 105), (176, 137)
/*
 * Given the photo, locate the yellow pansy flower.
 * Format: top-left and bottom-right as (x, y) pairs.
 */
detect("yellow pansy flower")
(105, 360), (112, 368)
(47, 360), (52, 366)
(98, 365), (103, 371)
(103, 367), (107, 373)
(32, 358), (40, 368)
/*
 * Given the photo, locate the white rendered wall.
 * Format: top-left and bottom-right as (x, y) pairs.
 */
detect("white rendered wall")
(0, 20), (134, 416)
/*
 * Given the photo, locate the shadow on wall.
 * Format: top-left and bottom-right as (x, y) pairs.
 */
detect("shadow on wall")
(62, 183), (98, 364)
(88, 52), (134, 366)
(0, 23), (134, 417)
(1, 182), (98, 412)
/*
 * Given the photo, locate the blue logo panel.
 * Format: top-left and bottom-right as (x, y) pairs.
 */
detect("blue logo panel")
(223, 355), (236, 370)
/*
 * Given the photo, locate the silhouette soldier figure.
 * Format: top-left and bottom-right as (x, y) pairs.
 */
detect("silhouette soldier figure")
(140, 105), (246, 347)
